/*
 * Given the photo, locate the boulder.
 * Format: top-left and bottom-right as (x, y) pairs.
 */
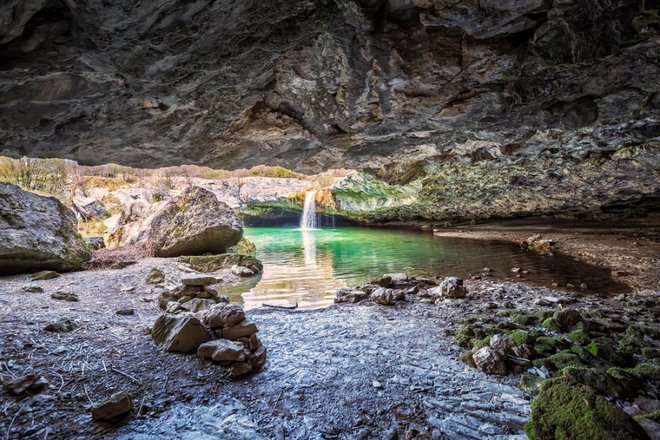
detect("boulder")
(91, 392), (133, 422)
(438, 277), (467, 298)
(197, 339), (245, 363)
(0, 183), (91, 274)
(107, 186), (243, 257)
(371, 287), (397, 305)
(222, 320), (258, 340)
(201, 304), (246, 329)
(151, 315), (212, 353)
(178, 254), (263, 273)
(472, 347), (508, 375)
(150, 187), (243, 257)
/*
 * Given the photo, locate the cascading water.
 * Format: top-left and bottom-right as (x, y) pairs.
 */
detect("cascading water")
(300, 191), (318, 230)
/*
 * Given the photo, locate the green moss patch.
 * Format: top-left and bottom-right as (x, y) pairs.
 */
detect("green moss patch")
(525, 378), (650, 440)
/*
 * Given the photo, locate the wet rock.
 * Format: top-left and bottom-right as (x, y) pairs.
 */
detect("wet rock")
(51, 291), (79, 302)
(91, 392), (133, 422)
(201, 304), (246, 329)
(472, 347), (507, 375)
(116, 309), (135, 316)
(371, 288), (397, 305)
(3, 374), (48, 395)
(145, 268), (165, 284)
(31, 270), (60, 281)
(181, 275), (218, 286)
(0, 183), (91, 274)
(222, 320), (258, 340)
(151, 315), (212, 353)
(44, 318), (78, 333)
(23, 285), (43, 293)
(197, 339), (245, 363)
(335, 288), (369, 303)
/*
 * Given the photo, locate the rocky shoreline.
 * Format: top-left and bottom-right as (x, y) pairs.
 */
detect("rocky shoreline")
(1, 254), (657, 438)
(432, 216), (660, 291)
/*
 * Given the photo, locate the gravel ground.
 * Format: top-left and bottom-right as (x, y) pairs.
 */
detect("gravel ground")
(0, 256), (655, 439)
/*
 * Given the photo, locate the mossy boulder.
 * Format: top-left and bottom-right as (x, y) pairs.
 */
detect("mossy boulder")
(507, 329), (535, 346)
(641, 347), (660, 359)
(454, 324), (487, 348)
(512, 313), (538, 326)
(525, 378), (650, 440)
(0, 183), (91, 274)
(567, 327), (590, 345)
(562, 367), (630, 399)
(534, 336), (568, 357)
(586, 337), (634, 367)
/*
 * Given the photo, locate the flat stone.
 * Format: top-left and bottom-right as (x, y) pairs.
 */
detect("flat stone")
(151, 315), (212, 353)
(44, 318), (78, 333)
(51, 291), (79, 302)
(202, 304), (245, 329)
(181, 275), (218, 286)
(222, 320), (258, 340)
(3, 374), (48, 396)
(180, 298), (216, 313)
(116, 309), (135, 316)
(197, 339), (245, 362)
(23, 285), (44, 293)
(31, 270), (60, 281)
(249, 346), (267, 370)
(335, 288), (369, 303)
(91, 392), (133, 421)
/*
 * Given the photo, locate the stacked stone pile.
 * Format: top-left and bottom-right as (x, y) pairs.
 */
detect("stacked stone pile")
(152, 276), (266, 378)
(157, 275), (228, 314)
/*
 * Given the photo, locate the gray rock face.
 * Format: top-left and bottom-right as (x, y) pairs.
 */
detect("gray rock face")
(108, 186), (243, 256)
(0, 183), (91, 274)
(0, 1), (657, 220)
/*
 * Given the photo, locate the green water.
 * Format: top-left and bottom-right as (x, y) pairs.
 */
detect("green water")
(237, 227), (625, 309)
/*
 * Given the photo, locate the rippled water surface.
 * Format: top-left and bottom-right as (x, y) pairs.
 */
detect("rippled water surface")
(235, 227), (625, 309)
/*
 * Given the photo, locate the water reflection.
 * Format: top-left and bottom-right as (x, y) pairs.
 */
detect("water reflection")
(238, 227), (627, 310)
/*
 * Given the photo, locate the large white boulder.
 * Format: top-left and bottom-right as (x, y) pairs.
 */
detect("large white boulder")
(0, 183), (91, 274)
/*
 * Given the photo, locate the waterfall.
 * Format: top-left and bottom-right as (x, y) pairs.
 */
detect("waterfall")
(300, 190), (318, 230)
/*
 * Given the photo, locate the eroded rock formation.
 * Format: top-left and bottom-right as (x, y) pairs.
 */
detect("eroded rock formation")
(0, 0), (657, 221)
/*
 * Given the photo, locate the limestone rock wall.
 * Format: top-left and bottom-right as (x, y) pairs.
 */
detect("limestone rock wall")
(0, 0), (657, 221)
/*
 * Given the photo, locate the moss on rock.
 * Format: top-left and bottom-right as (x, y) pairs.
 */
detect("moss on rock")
(525, 378), (650, 440)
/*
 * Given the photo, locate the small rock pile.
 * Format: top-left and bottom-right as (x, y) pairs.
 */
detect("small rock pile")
(152, 276), (266, 378)
(335, 273), (468, 306)
(157, 275), (228, 314)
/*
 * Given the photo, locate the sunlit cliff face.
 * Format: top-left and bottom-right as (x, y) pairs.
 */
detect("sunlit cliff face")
(1, 1), (658, 220)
